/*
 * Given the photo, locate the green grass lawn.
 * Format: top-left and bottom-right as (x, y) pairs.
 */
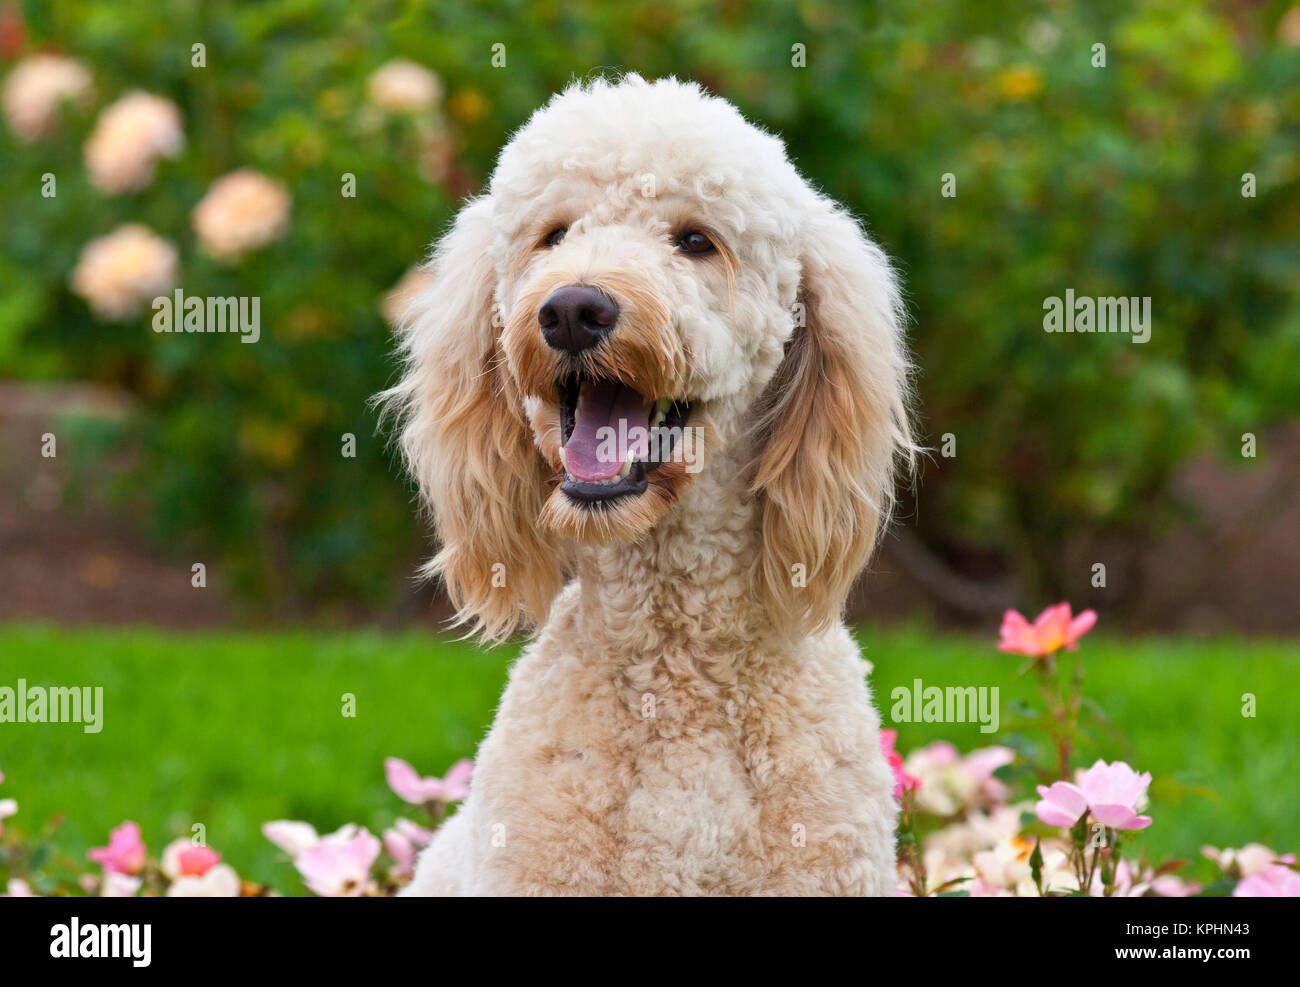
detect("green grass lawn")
(0, 622), (1295, 892)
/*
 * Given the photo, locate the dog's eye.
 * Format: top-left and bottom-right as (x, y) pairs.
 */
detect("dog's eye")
(676, 229), (716, 256)
(542, 227), (567, 247)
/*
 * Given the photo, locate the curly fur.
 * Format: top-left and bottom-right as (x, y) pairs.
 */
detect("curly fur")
(382, 75), (914, 896)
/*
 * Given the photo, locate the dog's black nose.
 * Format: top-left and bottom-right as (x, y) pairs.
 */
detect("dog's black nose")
(538, 286), (619, 353)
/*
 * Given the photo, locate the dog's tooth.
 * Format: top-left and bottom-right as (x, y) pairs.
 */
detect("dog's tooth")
(617, 449), (634, 479)
(558, 446), (567, 469)
(651, 397), (671, 429)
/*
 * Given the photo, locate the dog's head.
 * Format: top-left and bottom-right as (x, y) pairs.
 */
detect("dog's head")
(385, 75), (913, 640)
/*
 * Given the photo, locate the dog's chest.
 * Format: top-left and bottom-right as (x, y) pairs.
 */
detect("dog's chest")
(477, 650), (782, 894)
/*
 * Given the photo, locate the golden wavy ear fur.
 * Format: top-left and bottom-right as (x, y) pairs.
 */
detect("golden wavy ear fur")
(382, 198), (564, 641)
(750, 202), (915, 633)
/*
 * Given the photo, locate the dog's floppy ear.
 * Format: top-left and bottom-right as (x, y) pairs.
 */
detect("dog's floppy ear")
(384, 197), (564, 641)
(750, 200), (914, 633)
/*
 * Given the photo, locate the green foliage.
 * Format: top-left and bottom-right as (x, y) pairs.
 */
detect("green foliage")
(3, 0), (1298, 609)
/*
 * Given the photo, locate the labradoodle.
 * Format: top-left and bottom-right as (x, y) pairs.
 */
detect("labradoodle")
(385, 74), (914, 896)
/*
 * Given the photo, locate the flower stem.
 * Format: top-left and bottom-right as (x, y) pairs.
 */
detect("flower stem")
(1034, 652), (1072, 778)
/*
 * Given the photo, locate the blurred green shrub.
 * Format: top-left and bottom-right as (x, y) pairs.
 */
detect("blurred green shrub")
(2, 0), (1298, 613)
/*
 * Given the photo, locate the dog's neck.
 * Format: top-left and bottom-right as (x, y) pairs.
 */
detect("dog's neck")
(570, 445), (792, 664)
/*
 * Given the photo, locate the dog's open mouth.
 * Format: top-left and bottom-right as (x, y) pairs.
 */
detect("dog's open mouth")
(557, 372), (692, 506)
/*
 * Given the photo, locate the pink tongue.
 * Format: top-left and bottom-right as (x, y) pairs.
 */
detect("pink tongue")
(564, 380), (651, 482)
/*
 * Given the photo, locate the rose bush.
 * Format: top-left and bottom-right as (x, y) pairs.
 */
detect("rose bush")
(892, 604), (1298, 896)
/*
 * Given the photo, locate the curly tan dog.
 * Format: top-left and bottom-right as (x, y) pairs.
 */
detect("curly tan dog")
(385, 74), (914, 895)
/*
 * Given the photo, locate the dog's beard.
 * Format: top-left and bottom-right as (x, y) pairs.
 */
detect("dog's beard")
(537, 448), (696, 544)
(504, 277), (704, 544)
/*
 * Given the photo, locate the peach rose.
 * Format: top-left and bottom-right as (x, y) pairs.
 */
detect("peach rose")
(84, 91), (184, 194)
(2, 53), (93, 141)
(192, 168), (291, 262)
(367, 59), (442, 112)
(70, 224), (180, 320)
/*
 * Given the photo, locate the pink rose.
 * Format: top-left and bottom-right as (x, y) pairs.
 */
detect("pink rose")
(385, 757), (474, 805)
(999, 603), (1097, 656)
(161, 837), (222, 880)
(262, 820), (322, 857)
(394, 817), (435, 846)
(295, 828), (381, 897)
(1233, 864), (1300, 897)
(880, 729), (919, 801)
(1035, 760), (1152, 831)
(87, 821), (147, 875)
(383, 828), (418, 879)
